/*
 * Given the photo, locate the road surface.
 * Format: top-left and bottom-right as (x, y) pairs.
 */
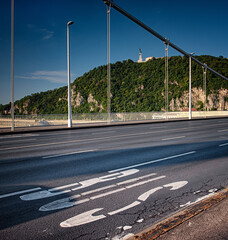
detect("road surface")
(0, 118), (228, 239)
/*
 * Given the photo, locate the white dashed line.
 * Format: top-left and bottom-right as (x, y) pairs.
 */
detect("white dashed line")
(109, 151), (196, 173)
(0, 187), (42, 199)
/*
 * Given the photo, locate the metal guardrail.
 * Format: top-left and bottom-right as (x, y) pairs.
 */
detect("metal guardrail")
(0, 111), (227, 129)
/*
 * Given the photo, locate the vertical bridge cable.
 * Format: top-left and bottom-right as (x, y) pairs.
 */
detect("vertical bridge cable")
(164, 42), (169, 117)
(107, 5), (111, 123)
(202, 64), (207, 117)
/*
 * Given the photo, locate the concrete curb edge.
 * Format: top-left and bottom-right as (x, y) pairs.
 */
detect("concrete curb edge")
(128, 187), (228, 240)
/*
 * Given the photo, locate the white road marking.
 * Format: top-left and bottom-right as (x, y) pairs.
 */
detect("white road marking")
(90, 188), (125, 200)
(125, 176), (165, 189)
(180, 188), (217, 208)
(108, 201), (141, 215)
(1, 123), (222, 151)
(137, 187), (163, 202)
(109, 151), (196, 173)
(48, 183), (79, 192)
(162, 136), (185, 141)
(60, 180), (188, 227)
(39, 174), (162, 212)
(218, 129), (228, 132)
(0, 187), (42, 199)
(21, 169), (139, 201)
(116, 173), (156, 185)
(60, 208), (106, 227)
(81, 185), (116, 196)
(163, 181), (188, 190)
(0, 129), (185, 151)
(219, 143), (228, 147)
(42, 149), (96, 159)
(20, 189), (71, 201)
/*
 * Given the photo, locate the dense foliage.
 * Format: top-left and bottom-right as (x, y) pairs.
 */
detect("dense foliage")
(0, 55), (227, 115)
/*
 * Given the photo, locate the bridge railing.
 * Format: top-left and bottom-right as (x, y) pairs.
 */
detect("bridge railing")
(0, 111), (227, 129)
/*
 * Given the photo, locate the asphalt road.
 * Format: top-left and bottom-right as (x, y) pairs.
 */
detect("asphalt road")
(0, 118), (228, 240)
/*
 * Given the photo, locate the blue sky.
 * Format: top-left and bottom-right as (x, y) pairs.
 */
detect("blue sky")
(0, 0), (227, 105)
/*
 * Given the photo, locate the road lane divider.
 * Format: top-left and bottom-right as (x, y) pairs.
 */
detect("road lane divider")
(2, 122), (225, 151)
(218, 129), (228, 132)
(20, 169), (139, 201)
(42, 149), (97, 159)
(60, 181), (188, 227)
(0, 187), (42, 199)
(219, 143), (228, 147)
(162, 136), (185, 141)
(108, 151), (196, 173)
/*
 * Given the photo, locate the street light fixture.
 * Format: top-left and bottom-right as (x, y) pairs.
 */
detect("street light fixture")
(67, 21), (74, 128)
(189, 52), (194, 120)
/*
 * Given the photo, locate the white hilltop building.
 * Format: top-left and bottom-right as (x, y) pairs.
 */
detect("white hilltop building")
(137, 49), (163, 62)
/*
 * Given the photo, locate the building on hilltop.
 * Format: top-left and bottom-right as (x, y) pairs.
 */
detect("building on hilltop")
(137, 49), (158, 63)
(138, 48), (143, 63)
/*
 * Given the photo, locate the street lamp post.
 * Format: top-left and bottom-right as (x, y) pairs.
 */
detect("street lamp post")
(11, 0), (14, 131)
(189, 52), (194, 120)
(67, 21), (74, 128)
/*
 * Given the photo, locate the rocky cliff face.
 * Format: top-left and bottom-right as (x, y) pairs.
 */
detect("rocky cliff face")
(170, 88), (228, 111)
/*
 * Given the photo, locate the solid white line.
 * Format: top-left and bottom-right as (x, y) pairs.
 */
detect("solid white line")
(108, 201), (141, 215)
(116, 173), (157, 186)
(0, 187), (41, 199)
(109, 151), (196, 173)
(81, 185), (116, 196)
(219, 143), (228, 147)
(42, 149), (96, 159)
(162, 136), (185, 141)
(48, 183), (79, 191)
(90, 188), (125, 200)
(126, 176), (166, 189)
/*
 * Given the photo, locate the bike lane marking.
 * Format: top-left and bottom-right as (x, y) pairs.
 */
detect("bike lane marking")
(60, 181), (188, 227)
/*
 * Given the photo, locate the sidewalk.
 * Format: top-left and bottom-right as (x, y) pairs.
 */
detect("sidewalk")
(130, 188), (228, 240)
(157, 198), (228, 240)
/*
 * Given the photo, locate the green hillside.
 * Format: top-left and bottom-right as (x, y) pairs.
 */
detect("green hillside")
(1, 55), (228, 115)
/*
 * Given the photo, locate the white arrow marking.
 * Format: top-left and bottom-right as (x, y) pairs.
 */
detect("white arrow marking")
(163, 181), (188, 190)
(137, 187), (163, 202)
(60, 208), (105, 227)
(40, 174), (163, 212)
(20, 169), (139, 201)
(60, 180), (188, 227)
(20, 189), (71, 201)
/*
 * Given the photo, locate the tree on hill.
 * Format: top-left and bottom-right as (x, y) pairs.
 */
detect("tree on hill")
(0, 55), (228, 115)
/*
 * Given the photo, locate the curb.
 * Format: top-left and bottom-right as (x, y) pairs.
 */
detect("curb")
(128, 187), (228, 240)
(0, 116), (227, 135)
